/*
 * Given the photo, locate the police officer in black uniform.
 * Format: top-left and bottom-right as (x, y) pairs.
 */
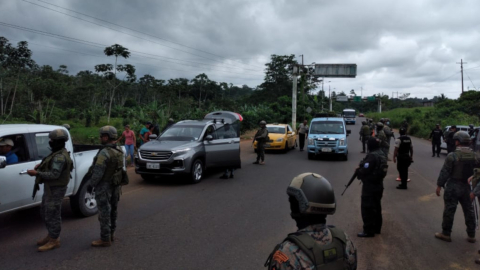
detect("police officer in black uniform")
(394, 128), (413, 189)
(446, 125), (457, 153)
(356, 137), (388, 237)
(429, 124), (444, 157)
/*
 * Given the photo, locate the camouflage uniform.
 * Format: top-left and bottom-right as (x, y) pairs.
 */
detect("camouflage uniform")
(383, 125), (394, 154)
(36, 148), (73, 239)
(255, 127), (269, 162)
(359, 123), (371, 153)
(437, 147), (478, 237)
(376, 129), (389, 158)
(369, 121), (375, 136)
(267, 224), (357, 270)
(89, 144), (124, 242)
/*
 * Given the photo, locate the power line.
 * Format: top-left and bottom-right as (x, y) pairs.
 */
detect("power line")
(0, 22), (262, 76)
(22, 0), (265, 71)
(464, 70), (478, 90)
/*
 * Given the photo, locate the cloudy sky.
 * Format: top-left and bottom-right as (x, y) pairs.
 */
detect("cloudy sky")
(2, 0), (480, 99)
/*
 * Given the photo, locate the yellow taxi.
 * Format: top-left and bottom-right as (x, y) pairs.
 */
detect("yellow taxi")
(254, 124), (297, 152)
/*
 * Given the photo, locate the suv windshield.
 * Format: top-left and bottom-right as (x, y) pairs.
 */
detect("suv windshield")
(310, 121), (345, 134)
(343, 112), (356, 117)
(267, 126), (286, 134)
(159, 126), (204, 141)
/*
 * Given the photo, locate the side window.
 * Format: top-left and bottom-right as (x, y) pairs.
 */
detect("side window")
(215, 125), (238, 139)
(0, 134), (29, 164)
(35, 133), (50, 160)
(204, 125), (217, 140)
(287, 125), (292, 133)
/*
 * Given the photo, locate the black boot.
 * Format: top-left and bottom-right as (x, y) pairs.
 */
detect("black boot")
(357, 232), (375, 238)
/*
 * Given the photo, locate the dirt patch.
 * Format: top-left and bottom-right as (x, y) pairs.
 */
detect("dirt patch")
(241, 129), (257, 140)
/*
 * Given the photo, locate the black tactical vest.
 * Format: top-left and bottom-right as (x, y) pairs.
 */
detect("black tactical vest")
(398, 136), (411, 157)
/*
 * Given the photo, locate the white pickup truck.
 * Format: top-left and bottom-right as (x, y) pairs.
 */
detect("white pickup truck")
(0, 124), (124, 217)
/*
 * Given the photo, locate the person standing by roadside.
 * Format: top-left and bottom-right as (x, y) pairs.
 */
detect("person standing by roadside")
(435, 131), (477, 243)
(297, 119), (309, 151)
(253, 120), (268, 165)
(469, 168), (480, 264)
(89, 126), (125, 247)
(26, 129), (73, 252)
(143, 125), (155, 143)
(359, 121), (371, 153)
(429, 124), (444, 157)
(401, 119), (409, 134)
(445, 125), (457, 154)
(382, 119), (394, 157)
(376, 122), (389, 159)
(394, 128), (413, 189)
(139, 122), (151, 146)
(115, 125), (136, 167)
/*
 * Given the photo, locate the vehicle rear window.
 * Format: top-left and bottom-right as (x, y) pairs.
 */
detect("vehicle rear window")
(267, 126), (286, 134)
(310, 121), (345, 134)
(160, 126), (204, 141)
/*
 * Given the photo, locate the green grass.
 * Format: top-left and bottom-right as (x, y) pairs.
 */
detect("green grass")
(367, 107), (479, 139)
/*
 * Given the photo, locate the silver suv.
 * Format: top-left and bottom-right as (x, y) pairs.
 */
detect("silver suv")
(135, 111), (241, 183)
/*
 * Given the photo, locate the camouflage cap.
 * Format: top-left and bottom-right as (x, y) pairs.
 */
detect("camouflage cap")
(99, 125), (118, 140)
(453, 131), (471, 144)
(49, 129), (69, 141)
(376, 122), (384, 127)
(62, 124), (71, 130)
(260, 120), (266, 125)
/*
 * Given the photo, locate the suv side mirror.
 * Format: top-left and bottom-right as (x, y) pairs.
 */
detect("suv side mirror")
(205, 135), (213, 141)
(347, 130), (351, 136)
(149, 134), (158, 140)
(0, 156), (6, 169)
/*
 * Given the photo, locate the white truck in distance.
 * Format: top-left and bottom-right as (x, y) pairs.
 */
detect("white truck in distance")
(0, 124), (124, 217)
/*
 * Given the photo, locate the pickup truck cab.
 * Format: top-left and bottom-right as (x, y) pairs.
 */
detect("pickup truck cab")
(135, 111), (241, 183)
(0, 124), (122, 217)
(307, 117), (351, 160)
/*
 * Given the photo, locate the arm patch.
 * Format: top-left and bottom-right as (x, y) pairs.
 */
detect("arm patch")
(53, 154), (66, 163)
(273, 250), (289, 264)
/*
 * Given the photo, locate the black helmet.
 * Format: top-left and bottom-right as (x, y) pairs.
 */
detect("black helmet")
(380, 118), (385, 123)
(287, 173), (336, 216)
(99, 125), (118, 140)
(453, 131), (471, 145)
(399, 128), (407, 135)
(49, 129), (69, 142)
(367, 137), (380, 151)
(470, 124), (474, 128)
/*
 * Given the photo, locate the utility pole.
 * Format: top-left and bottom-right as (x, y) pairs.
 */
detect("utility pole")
(457, 59), (467, 93)
(292, 66), (298, 130)
(299, 55), (305, 120)
(329, 85), (332, 111)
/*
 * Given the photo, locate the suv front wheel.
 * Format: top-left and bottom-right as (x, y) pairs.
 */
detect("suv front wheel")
(190, 159), (204, 184)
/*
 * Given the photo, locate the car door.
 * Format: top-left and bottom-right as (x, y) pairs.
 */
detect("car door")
(0, 133), (38, 214)
(287, 125), (295, 146)
(203, 124), (223, 168)
(215, 124), (241, 168)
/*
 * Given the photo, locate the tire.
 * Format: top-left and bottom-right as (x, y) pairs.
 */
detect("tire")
(308, 153), (315, 160)
(343, 153), (349, 161)
(283, 142), (289, 153)
(190, 159), (204, 184)
(70, 179), (98, 217)
(141, 174), (156, 181)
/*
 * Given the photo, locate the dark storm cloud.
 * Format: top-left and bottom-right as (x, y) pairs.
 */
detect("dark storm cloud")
(1, 0), (480, 98)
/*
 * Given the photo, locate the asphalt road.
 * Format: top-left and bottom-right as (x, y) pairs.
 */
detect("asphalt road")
(1, 118), (479, 269)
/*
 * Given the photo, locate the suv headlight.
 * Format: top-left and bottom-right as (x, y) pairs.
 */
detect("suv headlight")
(308, 138), (314, 145)
(276, 138), (284, 142)
(339, 139), (345, 146)
(172, 148), (191, 154)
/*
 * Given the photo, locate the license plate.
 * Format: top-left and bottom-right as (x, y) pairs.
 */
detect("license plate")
(321, 148), (332, 152)
(146, 163), (160, 169)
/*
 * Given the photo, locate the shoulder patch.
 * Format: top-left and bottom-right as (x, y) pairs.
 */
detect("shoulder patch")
(53, 154), (66, 162)
(273, 250), (289, 264)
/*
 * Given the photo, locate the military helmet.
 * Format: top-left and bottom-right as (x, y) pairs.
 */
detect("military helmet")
(49, 129), (69, 141)
(470, 124), (474, 128)
(259, 120), (267, 125)
(362, 121), (366, 125)
(399, 127), (407, 135)
(99, 125), (118, 140)
(376, 122), (384, 127)
(287, 173), (336, 216)
(368, 119), (373, 123)
(62, 124), (71, 130)
(380, 118), (385, 123)
(453, 131), (471, 144)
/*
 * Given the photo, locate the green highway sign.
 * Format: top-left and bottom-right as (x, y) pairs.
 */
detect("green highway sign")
(367, 96), (376, 101)
(353, 96), (362, 102)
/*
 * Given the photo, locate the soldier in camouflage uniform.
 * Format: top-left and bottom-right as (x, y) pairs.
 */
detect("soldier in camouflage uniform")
(27, 129), (73, 252)
(88, 126), (125, 247)
(375, 122), (389, 159)
(369, 119), (375, 136)
(382, 119), (394, 157)
(435, 131), (478, 243)
(356, 137), (388, 237)
(253, 120), (269, 165)
(359, 121), (371, 153)
(265, 173), (357, 270)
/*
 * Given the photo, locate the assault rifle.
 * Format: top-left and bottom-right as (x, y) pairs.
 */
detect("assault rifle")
(341, 169), (359, 196)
